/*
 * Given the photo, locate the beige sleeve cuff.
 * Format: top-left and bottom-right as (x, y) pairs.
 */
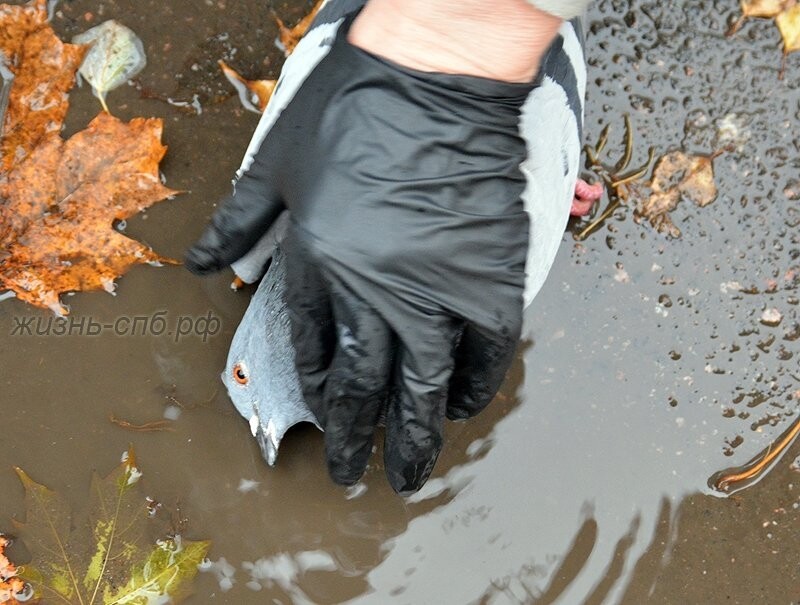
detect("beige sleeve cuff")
(526, 0), (590, 19)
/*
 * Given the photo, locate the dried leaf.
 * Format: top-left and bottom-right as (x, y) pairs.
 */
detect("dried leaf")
(72, 20), (146, 113)
(220, 0), (323, 112)
(273, 0), (325, 56)
(776, 4), (800, 52)
(732, 0), (799, 67)
(11, 449), (210, 605)
(0, 0), (86, 174)
(741, 0), (794, 18)
(634, 151), (717, 238)
(0, 0), (178, 314)
(0, 534), (29, 604)
(218, 60), (276, 113)
(0, 112), (179, 314)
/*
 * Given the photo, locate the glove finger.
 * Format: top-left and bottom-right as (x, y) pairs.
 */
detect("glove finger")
(321, 280), (394, 486)
(283, 243), (335, 423)
(384, 313), (461, 495)
(446, 322), (521, 421)
(185, 153), (285, 275)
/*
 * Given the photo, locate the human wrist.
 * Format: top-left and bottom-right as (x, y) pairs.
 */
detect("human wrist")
(348, 0), (562, 83)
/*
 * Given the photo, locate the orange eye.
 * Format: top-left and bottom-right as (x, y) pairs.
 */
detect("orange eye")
(233, 363), (248, 385)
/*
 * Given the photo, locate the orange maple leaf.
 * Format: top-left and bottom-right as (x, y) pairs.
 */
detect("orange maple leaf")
(220, 0), (324, 112)
(273, 0), (325, 56)
(0, 534), (27, 605)
(0, 0), (86, 174)
(0, 0), (179, 314)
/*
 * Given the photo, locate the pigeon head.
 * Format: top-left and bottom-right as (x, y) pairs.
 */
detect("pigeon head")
(223, 248), (320, 466)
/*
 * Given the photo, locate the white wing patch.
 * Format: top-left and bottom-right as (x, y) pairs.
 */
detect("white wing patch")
(519, 21), (585, 308)
(236, 19), (343, 181)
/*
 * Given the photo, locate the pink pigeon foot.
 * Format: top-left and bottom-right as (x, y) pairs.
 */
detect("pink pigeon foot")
(571, 178), (604, 216)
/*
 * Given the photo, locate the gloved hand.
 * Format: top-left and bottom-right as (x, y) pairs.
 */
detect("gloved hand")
(186, 11), (535, 494)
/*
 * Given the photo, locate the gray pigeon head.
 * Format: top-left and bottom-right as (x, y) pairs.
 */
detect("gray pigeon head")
(223, 248), (320, 466)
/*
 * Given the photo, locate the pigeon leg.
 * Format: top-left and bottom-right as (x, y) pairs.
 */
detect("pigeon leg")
(570, 178), (604, 216)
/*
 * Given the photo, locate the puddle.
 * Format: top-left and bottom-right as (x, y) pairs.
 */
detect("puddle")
(1, 0), (798, 603)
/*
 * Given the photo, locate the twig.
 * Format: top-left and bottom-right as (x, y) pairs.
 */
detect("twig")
(109, 413), (174, 432)
(713, 413), (800, 492)
(613, 114), (634, 173)
(611, 147), (656, 187)
(574, 114), (655, 241)
(576, 196), (622, 241)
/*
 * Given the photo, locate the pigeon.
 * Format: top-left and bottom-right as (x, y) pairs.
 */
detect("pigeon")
(223, 0), (591, 465)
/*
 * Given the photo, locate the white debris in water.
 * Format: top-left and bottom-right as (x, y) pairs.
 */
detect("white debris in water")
(720, 281), (742, 294)
(237, 478), (260, 493)
(345, 482), (368, 500)
(198, 557), (237, 592)
(243, 554), (295, 591)
(166, 94), (203, 115)
(716, 113), (751, 152)
(72, 20), (146, 111)
(613, 264), (630, 283)
(163, 405), (182, 421)
(760, 308), (782, 327)
(46, 0), (59, 20)
(242, 551), (337, 595)
(101, 276), (116, 294)
(126, 466), (143, 485)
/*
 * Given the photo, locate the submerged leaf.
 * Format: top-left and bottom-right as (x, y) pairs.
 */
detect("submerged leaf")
(11, 450), (210, 605)
(776, 4), (800, 52)
(634, 151), (718, 238)
(73, 20), (146, 113)
(105, 537), (211, 605)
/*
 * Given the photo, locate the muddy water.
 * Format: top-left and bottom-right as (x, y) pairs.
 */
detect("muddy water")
(1, 0), (799, 603)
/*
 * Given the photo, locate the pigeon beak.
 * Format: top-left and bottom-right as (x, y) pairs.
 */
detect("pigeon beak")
(254, 418), (281, 467)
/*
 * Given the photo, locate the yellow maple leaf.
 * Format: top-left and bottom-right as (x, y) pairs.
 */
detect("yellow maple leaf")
(731, 0), (799, 75)
(776, 4), (800, 52)
(740, 0), (794, 19)
(12, 449), (210, 604)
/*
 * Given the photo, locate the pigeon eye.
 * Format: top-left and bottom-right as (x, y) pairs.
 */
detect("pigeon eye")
(233, 363), (248, 385)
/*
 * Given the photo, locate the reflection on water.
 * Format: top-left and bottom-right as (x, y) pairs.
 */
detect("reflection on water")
(1, 0), (798, 603)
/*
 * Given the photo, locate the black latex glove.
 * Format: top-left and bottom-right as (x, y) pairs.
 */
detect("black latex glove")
(186, 12), (535, 494)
